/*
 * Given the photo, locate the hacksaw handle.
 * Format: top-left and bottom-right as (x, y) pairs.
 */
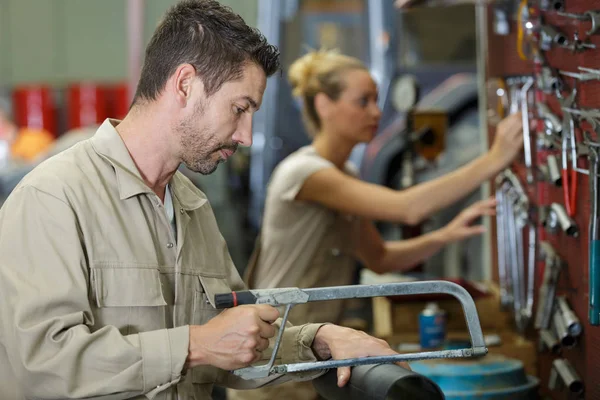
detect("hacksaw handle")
(215, 291), (257, 308)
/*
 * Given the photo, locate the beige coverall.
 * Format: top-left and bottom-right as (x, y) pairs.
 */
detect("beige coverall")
(0, 119), (324, 400)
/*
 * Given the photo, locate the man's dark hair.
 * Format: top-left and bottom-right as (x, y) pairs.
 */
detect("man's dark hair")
(133, 0), (280, 104)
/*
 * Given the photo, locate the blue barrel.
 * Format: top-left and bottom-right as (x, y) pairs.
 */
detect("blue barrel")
(410, 355), (539, 399)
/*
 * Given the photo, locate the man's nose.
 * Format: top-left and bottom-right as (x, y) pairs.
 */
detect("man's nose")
(232, 116), (253, 147)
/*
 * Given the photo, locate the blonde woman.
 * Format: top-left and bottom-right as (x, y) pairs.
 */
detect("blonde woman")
(227, 50), (523, 400)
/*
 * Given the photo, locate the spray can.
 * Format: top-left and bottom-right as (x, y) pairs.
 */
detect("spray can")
(419, 302), (447, 349)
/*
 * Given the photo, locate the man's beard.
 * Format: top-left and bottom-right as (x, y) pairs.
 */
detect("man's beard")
(178, 111), (237, 175)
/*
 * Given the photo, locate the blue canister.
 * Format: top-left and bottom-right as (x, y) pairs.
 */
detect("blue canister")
(419, 302), (447, 349)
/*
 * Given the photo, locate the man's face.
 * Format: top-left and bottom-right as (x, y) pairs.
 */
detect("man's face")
(177, 63), (266, 175)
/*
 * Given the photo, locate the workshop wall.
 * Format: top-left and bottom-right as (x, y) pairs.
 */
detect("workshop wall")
(0, 0), (258, 87)
(487, 1), (600, 398)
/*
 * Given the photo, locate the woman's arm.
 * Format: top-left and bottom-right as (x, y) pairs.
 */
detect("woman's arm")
(297, 113), (522, 225)
(355, 198), (496, 273)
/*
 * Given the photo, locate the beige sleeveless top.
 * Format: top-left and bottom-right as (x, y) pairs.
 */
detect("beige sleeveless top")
(245, 146), (362, 325)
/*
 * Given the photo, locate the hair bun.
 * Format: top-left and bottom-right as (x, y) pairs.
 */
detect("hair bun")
(288, 48), (339, 98)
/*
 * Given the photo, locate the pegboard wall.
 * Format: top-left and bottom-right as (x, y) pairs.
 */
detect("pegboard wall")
(487, 1), (600, 399)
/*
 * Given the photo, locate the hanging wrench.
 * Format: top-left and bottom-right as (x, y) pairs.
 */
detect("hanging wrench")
(561, 119), (578, 217)
(584, 132), (600, 326)
(520, 78), (535, 184)
(558, 10), (600, 36)
(525, 221), (536, 323)
(560, 66), (600, 82)
(535, 241), (563, 330)
(501, 169), (534, 332)
(495, 176), (511, 309)
(501, 180), (515, 308)
(506, 188), (523, 331)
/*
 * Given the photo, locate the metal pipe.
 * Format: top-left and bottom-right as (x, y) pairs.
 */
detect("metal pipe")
(540, 25), (568, 50)
(553, 308), (576, 348)
(556, 296), (582, 337)
(547, 155), (562, 186)
(550, 203), (579, 237)
(313, 363), (444, 400)
(539, 329), (561, 354)
(549, 359), (584, 394)
(537, 103), (563, 134)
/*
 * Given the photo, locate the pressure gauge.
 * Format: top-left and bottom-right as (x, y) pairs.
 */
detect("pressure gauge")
(391, 75), (419, 113)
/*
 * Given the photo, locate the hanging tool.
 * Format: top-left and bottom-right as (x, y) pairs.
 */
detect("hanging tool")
(552, 306), (576, 348)
(548, 203), (579, 237)
(495, 176), (511, 310)
(562, 107), (600, 133)
(537, 103), (563, 135)
(539, 24), (569, 51)
(584, 132), (600, 326)
(213, 281), (488, 380)
(520, 77), (535, 184)
(561, 118), (578, 217)
(504, 76), (534, 183)
(556, 296), (582, 338)
(539, 329), (561, 354)
(558, 10), (600, 36)
(546, 154), (562, 186)
(496, 169), (535, 332)
(556, 89), (581, 217)
(559, 66), (600, 82)
(566, 31), (597, 52)
(536, 66), (563, 94)
(549, 359), (584, 396)
(539, 0), (564, 12)
(535, 241), (563, 330)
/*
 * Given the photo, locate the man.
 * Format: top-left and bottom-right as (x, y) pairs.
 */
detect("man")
(0, 1), (405, 399)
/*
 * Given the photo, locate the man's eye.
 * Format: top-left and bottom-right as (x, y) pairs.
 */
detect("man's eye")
(235, 106), (247, 115)
(358, 97), (368, 107)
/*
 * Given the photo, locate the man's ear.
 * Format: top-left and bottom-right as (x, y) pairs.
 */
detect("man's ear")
(171, 64), (199, 107)
(314, 92), (333, 119)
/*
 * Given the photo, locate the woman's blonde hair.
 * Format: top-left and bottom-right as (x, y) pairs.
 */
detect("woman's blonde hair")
(288, 48), (367, 137)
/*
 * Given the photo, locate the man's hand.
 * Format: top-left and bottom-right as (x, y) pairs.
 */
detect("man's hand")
(186, 305), (279, 370)
(438, 197), (496, 243)
(311, 325), (411, 388)
(488, 112), (524, 169)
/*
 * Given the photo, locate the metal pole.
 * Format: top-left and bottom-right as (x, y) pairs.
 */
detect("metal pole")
(475, 1), (491, 281)
(127, 0), (144, 103)
(249, 0), (283, 230)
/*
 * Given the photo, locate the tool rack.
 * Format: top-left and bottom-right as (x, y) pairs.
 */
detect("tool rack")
(486, 0), (600, 398)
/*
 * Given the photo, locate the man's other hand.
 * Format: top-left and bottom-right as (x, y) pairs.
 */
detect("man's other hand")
(311, 325), (411, 387)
